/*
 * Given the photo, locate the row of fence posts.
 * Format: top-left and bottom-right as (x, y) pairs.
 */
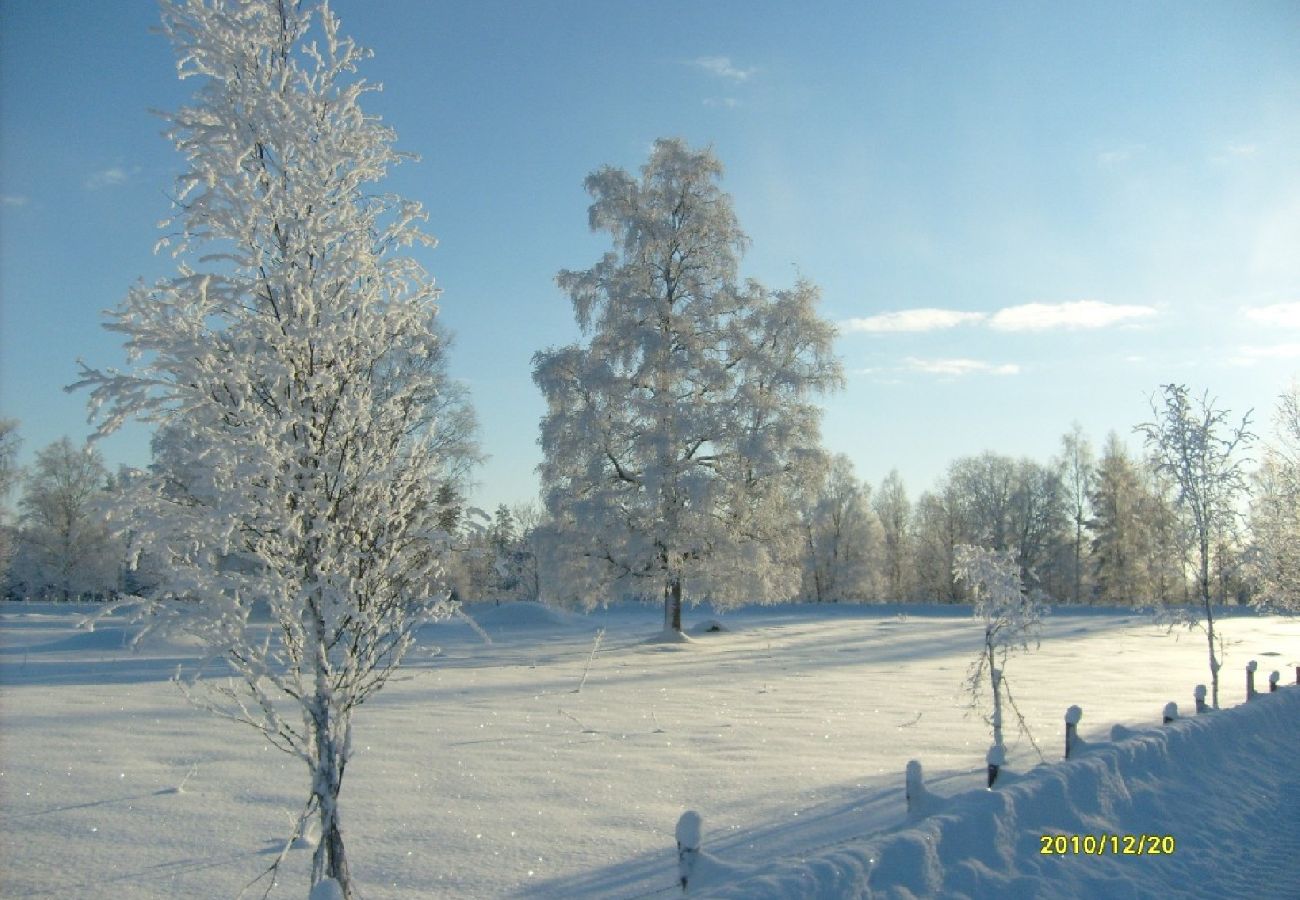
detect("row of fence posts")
(672, 662), (1297, 893)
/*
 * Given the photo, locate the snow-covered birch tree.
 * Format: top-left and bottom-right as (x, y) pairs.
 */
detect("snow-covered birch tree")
(71, 2), (468, 895)
(1136, 384), (1253, 709)
(533, 139), (842, 632)
(953, 544), (1047, 772)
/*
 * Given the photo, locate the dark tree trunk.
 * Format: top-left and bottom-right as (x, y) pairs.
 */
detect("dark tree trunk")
(663, 575), (682, 633)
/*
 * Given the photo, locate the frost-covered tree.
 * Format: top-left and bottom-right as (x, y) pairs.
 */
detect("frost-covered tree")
(1055, 424), (1094, 604)
(508, 501), (545, 601)
(874, 469), (912, 601)
(1009, 458), (1069, 596)
(0, 419), (21, 592)
(912, 481), (968, 602)
(72, 2), (468, 894)
(13, 437), (118, 601)
(798, 455), (882, 602)
(1136, 384), (1254, 709)
(1089, 432), (1149, 605)
(533, 139), (842, 631)
(953, 544), (1047, 775)
(1251, 384), (1300, 613)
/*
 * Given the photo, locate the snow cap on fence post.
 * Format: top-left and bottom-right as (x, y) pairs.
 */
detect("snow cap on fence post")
(1246, 660), (1258, 700)
(986, 744), (1005, 788)
(904, 760), (930, 819)
(1194, 684), (1210, 714)
(1064, 705), (1082, 759)
(1163, 701), (1179, 724)
(1269, 671), (1280, 692)
(676, 810), (702, 892)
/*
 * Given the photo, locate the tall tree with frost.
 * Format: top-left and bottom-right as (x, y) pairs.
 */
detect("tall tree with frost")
(1251, 384), (1300, 613)
(1056, 424), (1094, 604)
(1088, 432), (1149, 605)
(0, 420), (21, 591)
(799, 455), (882, 602)
(874, 469), (912, 601)
(14, 437), (118, 601)
(1136, 384), (1253, 709)
(953, 544), (1047, 778)
(533, 139), (842, 631)
(72, 2), (466, 895)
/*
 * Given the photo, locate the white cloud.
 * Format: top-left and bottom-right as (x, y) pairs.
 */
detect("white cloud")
(692, 56), (756, 82)
(903, 357), (1020, 377)
(1244, 302), (1300, 329)
(703, 97), (740, 109)
(1, 194), (28, 207)
(85, 166), (129, 190)
(840, 308), (986, 333)
(988, 300), (1156, 332)
(842, 301), (1156, 334)
(1230, 343), (1300, 366)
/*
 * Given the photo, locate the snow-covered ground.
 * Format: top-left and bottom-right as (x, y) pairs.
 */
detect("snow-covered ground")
(1, 601), (1297, 898)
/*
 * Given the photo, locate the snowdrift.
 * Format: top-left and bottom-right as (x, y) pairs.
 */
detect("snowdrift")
(700, 687), (1300, 899)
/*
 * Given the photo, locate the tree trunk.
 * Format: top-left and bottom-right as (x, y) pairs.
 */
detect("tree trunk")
(1199, 534), (1220, 709)
(989, 657), (1004, 750)
(310, 704), (353, 897)
(663, 574), (682, 633)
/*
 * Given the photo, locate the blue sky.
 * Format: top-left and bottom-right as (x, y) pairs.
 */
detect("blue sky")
(2, 0), (1298, 514)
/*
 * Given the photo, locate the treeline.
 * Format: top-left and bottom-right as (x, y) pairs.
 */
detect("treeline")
(1, 381), (1295, 609)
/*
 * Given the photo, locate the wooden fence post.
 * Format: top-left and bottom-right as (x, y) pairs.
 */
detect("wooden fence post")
(1247, 660), (1258, 700)
(986, 744), (1005, 788)
(676, 811), (701, 893)
(1269, 671), (1280, 693)
(1194, 684), (1209, 714)
(1162, 702), (1178, 724)
(905, 760), (923, 816)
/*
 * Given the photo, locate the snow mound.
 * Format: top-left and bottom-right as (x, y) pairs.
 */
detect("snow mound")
(23, 624), (135, 653)
(308, 878), (344, 900)
(467, 602), (580, 631)
(701, 687), (1300, 898)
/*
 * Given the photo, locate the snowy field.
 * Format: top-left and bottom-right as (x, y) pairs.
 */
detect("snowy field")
(1, 601), (1298, 898)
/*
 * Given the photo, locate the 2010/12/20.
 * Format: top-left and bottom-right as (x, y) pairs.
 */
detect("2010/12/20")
(1039, 834), (1176, 856)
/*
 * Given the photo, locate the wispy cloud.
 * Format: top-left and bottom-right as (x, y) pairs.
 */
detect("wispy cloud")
(988, 301), (1157, 332)
(692, 56), (756, 82)
(703, 97), (740, 109)
(1230, 342), (1300, 366)
(85, 166), (130, 190)
(1244, 302), (1300, 329)
(842, 301), (1156, 334)
(1, 194), (28, 207)
(840, 308), (985, 333)
(903, 357), (1021, 377)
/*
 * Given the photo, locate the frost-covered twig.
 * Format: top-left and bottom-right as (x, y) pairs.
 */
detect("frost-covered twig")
(236, 796), (317, 900)
(559, 707), (596, 734)
(573, 627), (605, 693)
